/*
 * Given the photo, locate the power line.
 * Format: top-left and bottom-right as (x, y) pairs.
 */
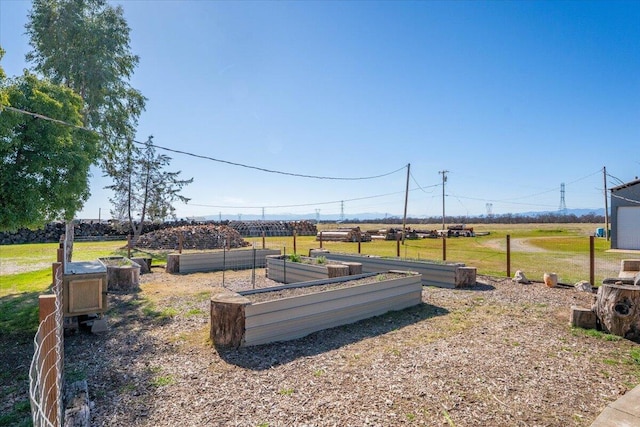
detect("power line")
(2, 104), (407, 181)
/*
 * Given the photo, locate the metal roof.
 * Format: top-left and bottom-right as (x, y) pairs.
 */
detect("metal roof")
(611, 178), (640, 192)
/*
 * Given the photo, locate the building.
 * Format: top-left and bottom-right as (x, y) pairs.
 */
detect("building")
(610, 178), (640, 250)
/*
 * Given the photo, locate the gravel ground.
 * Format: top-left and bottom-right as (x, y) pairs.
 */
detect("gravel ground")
(60, 269), (640, 427)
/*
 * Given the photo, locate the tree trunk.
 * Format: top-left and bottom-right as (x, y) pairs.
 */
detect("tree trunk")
(595, 283), (640, 342)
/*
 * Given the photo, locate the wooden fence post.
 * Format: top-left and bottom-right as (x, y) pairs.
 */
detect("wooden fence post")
(442, 236), (447, 261)
(179, 233), (184, 254)
(506, 234), (511, 278)
(396, 234), (400, 257)
(319, 231), (323, 249)
(590, 236), (595, 287)
(262, 231), (266, 249)
(357, 232), (361, 254)
(293, 231), (297, 255)
(127, 234), (132, 259)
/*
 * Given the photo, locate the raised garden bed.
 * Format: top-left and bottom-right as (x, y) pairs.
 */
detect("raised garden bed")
(210, 271), (422, 347)
(309, 249), (476, 288)
(166, 248), (281, 273)
(265, 254), (362, 284)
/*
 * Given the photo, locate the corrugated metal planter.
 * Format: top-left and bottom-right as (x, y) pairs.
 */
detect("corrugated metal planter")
(309, 249), (476, 288)
(210, 271), (422, 347)
(265, 255), (360, 283)
(167, 249), (281, 273)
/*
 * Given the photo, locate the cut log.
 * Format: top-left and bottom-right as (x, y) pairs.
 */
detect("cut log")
(210, 288), (250, 348)
(326, 264), (350, 278)
(166, 254), (180, 273)
(570, 306), (597, 329)
(594, 283), (640, 342)
(343, 262), (363, 275)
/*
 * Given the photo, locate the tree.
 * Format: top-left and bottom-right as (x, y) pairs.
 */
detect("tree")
(26, 0), (146, 159)
(106, 137), (193, 244)
(26, 0), (146, 259)
(0, 68), (100, 230)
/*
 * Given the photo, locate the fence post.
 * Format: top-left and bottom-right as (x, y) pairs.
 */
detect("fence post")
(506, 234), (511, 278)
(262, 231), (266, 249)
(442, 236), (447, 261)
(590, 236), (595, 287)
(222, 240), (226, 287)
(293, 231), (297, 255)
(357, 232), (361, 254)
(319, 231), (323, 249)
(38, 294), (60, 427)
(178, 233), (184, 254)
(283, 246), (287, 284)
(252, 245), (256, 289)
(396, 234), (400, 257)
(127, 234), (132, 259)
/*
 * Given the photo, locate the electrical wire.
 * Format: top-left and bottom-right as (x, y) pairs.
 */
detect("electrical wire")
(1, 104), (407, 181)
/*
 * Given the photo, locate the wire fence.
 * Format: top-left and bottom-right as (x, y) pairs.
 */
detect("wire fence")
(204, 233), (629, 289)
(29, 263), (64, 427)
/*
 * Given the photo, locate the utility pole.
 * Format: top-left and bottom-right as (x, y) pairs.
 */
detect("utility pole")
(604, 166), (609, 240)
(340, 201), (345, 222)
(262, 207), (265, 221)
(439, 170), (448, 231)
(315, 209), (320, 224)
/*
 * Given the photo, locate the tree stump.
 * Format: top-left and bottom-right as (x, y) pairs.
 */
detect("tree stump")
(210, 288), (250, 348)
(166, 254), (180, 273)
(594, 283), (640, 342)
(343, 262), (363, 275)
(326, 264), (350, 278)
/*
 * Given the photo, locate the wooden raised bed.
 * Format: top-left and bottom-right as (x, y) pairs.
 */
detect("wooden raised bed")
(309, 249), (476, 288)
(210, 271), (422, 347)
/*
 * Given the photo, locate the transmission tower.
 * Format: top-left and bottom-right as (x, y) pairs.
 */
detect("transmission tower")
(559, 183), (567, 214)
(486, 203), (493, 217)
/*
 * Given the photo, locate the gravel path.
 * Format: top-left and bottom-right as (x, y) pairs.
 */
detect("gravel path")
(61, 269), (640, 427)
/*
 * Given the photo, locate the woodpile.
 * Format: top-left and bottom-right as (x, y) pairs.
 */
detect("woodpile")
(135, 225), (249, 250)
(228, 220), (317, 237)
(316, 227), (372, 242)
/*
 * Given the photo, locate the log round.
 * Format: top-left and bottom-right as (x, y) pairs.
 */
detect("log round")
(595, 283), (640, 342)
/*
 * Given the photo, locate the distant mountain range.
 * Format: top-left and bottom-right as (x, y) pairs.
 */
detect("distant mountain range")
(188, 208), (605, 222)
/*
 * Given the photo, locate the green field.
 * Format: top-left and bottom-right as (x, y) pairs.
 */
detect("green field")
(0, 223), (635, 335)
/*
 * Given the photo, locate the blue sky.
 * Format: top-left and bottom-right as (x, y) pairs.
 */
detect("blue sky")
(1, 1), (639, 220)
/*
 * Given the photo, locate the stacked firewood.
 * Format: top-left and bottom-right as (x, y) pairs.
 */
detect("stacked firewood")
(135, 224), (249, 250)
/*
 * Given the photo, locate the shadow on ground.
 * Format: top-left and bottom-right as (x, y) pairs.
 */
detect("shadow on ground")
(217, 301), (449, 370)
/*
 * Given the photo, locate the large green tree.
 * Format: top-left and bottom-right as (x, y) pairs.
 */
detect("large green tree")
(0, 66), (99, 230)
(106, 137), (192, 244)
(26, 0), (146, 168)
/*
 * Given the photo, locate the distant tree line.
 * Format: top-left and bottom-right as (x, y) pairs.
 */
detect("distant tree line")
(338, 212), (605, 226)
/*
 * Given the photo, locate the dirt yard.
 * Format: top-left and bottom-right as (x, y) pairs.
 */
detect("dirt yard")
(60, 268), (640, 427)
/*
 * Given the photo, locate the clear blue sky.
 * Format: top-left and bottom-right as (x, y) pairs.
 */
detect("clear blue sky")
(1, 0), (639, 220)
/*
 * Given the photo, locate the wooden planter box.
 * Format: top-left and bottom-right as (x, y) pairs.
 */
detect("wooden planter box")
(210, 272), (422, 347)
(309, 250), (476, 288)
(166, 249), (281, 273)
(63, 261), (108, 317)
(265, 255), (361, 284)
